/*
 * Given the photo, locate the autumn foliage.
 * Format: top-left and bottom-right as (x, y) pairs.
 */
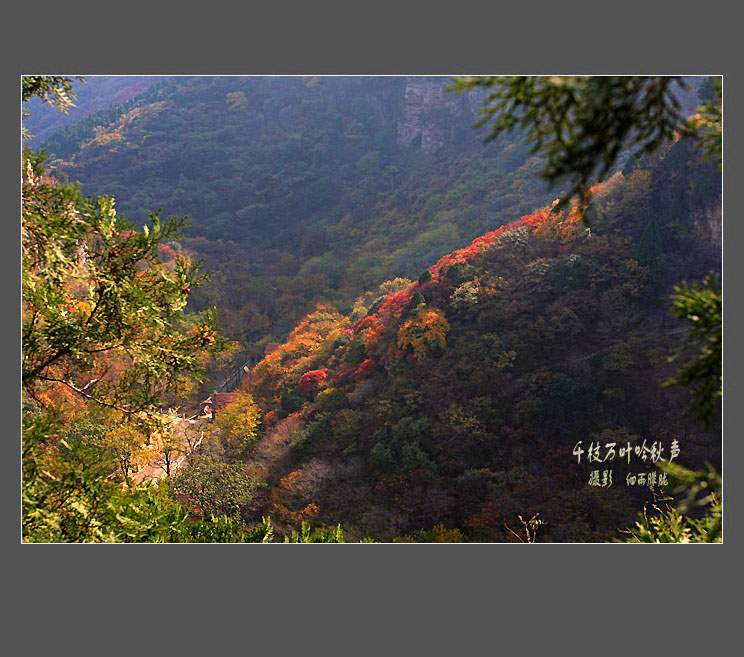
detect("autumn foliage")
(397, 309), (450, 361)
(249, 305), (349, 408)
(354, 359), (377, 381)
(243, 153), (718, 540)
(298, 368), (329, 398)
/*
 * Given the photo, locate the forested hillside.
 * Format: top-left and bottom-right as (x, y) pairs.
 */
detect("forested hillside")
(242, 136), (720, 541)
(22, 75), (721, 543)
(37, 76), (571, 363)
(23, 76), (166, 143)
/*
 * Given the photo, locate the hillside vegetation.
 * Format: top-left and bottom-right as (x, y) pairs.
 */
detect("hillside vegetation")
(39, 76), (570, 363)
(243, 137), (720, 541)
(22, 75), (721, 543)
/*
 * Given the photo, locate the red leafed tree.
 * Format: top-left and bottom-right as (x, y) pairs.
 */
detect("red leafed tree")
(430, 210), (551, 278)
(352, 313), (381, 335)
(377, 286), (416, 317)
(354, 358), (377, 381)
(298, 368), (328, 397)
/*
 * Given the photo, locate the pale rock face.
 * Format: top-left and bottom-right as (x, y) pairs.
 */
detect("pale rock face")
(692, 199), (722, 246)
(396, 77), (473, 153)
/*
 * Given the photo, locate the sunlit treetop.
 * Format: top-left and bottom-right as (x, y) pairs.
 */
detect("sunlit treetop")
(22, 77), (226, 419)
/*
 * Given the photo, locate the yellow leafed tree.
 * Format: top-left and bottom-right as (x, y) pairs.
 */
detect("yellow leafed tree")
(397, 308), (450, 361)
(211, 390), (262, 460)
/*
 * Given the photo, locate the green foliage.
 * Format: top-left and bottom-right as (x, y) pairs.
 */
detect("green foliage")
(22, 153), (224, 413)
(21, 79), (229, 540)
(60, 417), (107, 448)
(635, 218), (662, 267)
(22, 417), (322, 542)
(664, 273), (722, 428)
(22, 76), (82, 108)
(370, 442), (395, 471)
(280, 384), (305, 414)
(622, 463), (721, 543)
(369, 416), (436, 474)
(391, 416), (430, 446)
(284, 522), (344, 543)
(184, 515), (273, 543)
(22, 415), (187, 543)
(345, 339), (368, 366)
(692, 76), (722, 169)
(602, 340), (635, 372)
(289, 411), (335, 458)
(444, 262), (472, 284)
(408, 291), (426, 311)
(171, 455), (265, 520)
(401, 441), (437, 473)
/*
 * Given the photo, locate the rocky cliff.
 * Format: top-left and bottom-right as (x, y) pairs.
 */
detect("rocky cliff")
(692, 197), (722, 245)
(396, 77), (475, 152)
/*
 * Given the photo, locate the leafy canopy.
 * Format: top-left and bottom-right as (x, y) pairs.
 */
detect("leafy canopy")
(22, 153), (224, 415)
(22, 76), (228, 541)
(664, 273), (722, 429)
(210, 390), (262, 460)
(622, 463), (721, 543)
(171, 455), (265, 520)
